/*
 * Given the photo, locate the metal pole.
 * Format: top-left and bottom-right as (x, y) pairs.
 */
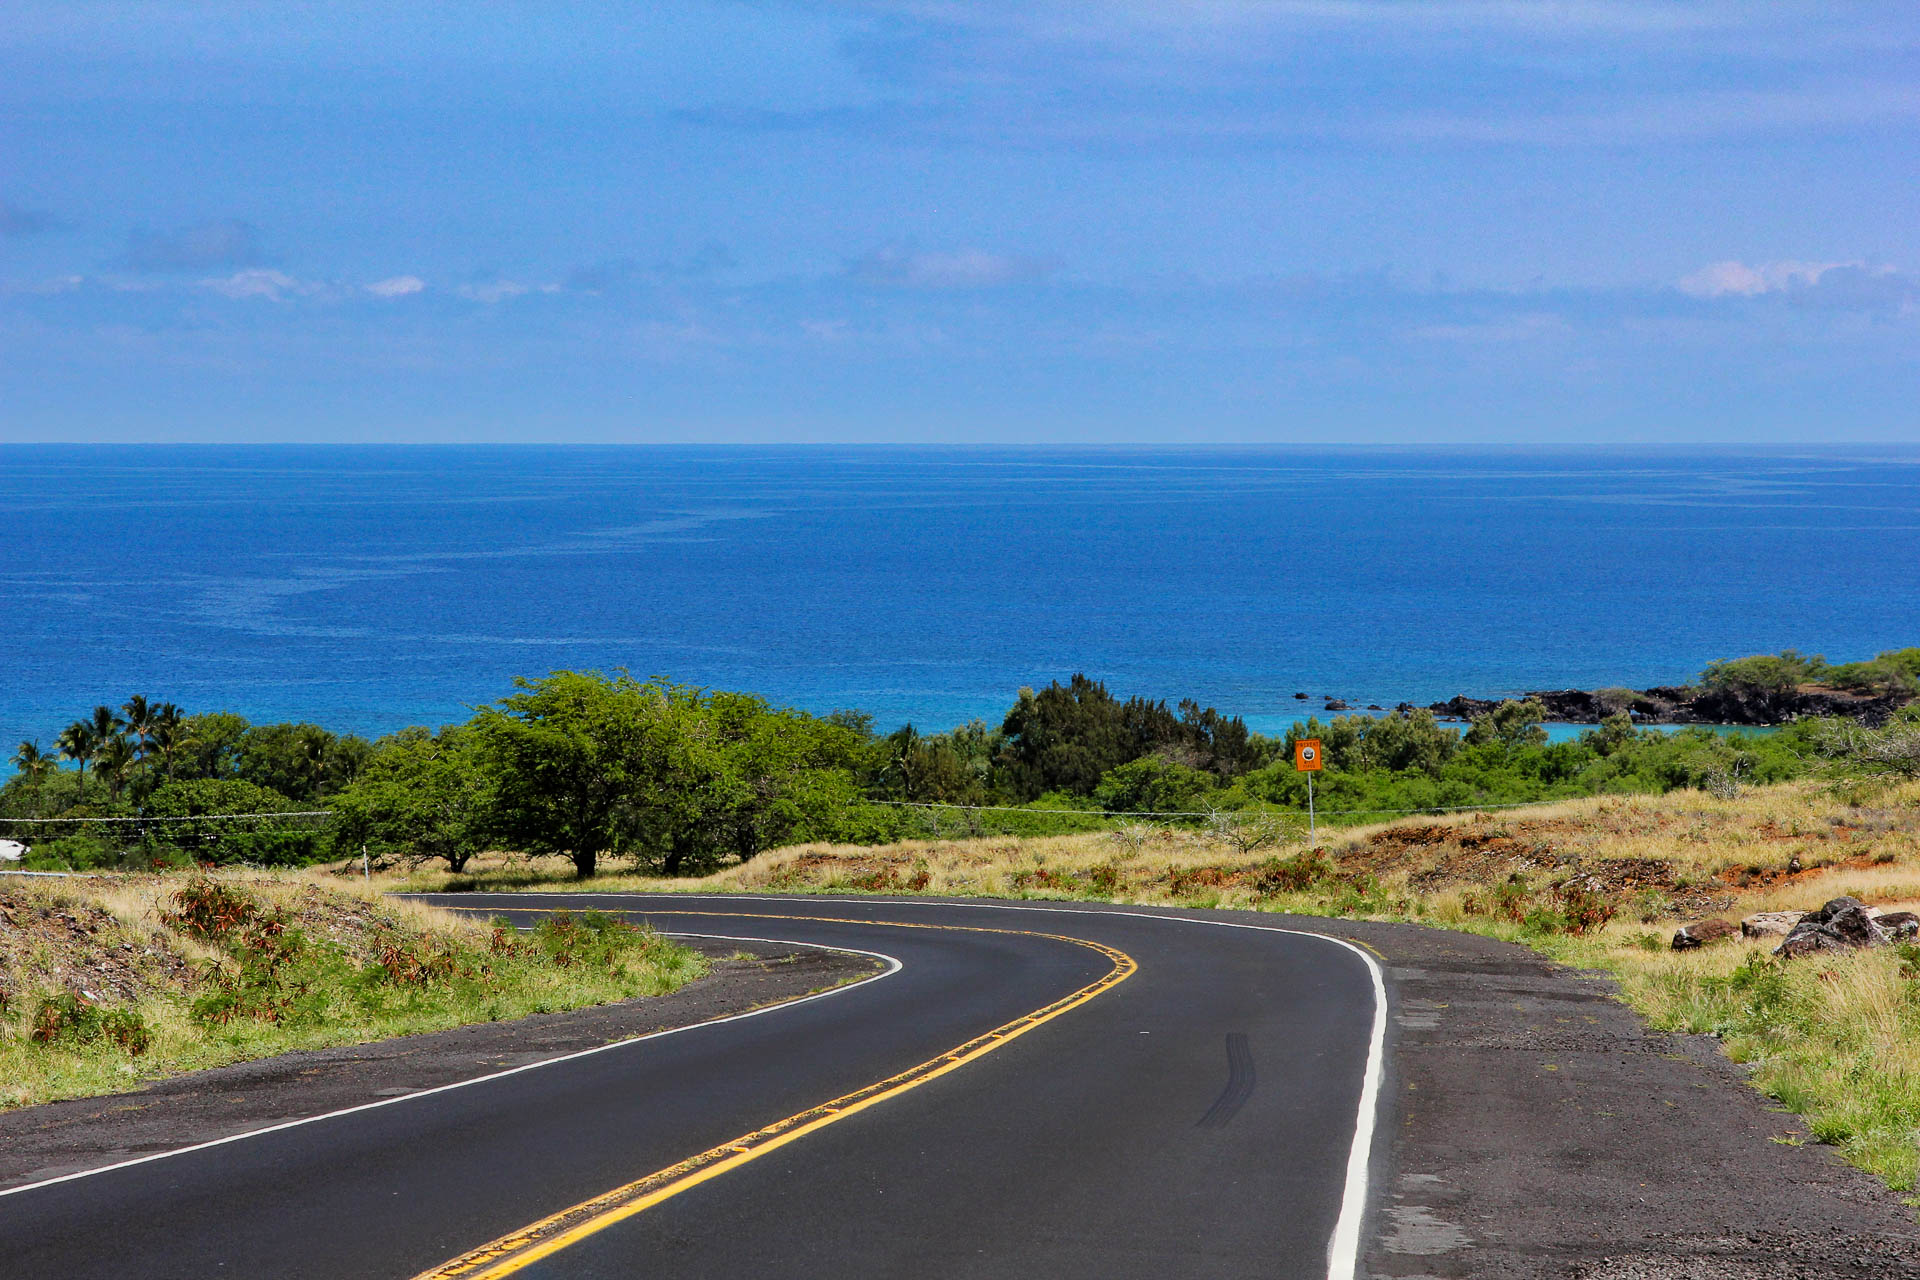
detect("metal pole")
(1307, 772), (1316, 847)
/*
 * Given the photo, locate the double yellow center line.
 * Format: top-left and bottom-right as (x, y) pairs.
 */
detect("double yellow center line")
(414, 910), (1137, 1280)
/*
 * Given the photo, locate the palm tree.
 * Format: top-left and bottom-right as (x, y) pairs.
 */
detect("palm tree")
(57, 721), (99, 798)
(147, 715), (185, 779)
(95, 734), (136, 804)
(12, 740), (52, 782)
(122, 695), (157, 748)
(89, 704), (124, 746)
(12, 741), (52, 817)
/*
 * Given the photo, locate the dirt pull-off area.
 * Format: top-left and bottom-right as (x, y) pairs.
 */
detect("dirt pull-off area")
(0, 937), (880, 1191)
(1296, 915), (1920, 1279)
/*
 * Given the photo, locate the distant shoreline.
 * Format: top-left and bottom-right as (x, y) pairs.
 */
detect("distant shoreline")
(1367, 683), (1905, 729)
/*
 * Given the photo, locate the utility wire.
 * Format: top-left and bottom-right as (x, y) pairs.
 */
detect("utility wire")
(870, 797), (1584, 819)
(0, 810), (332, 825)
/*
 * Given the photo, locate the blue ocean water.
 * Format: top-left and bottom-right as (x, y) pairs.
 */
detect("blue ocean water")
(4, 445), (1919, 756)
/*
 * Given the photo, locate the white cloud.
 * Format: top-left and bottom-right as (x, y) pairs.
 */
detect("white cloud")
(1678, 259), (1842, 298)
(846, 246), (1052, 289)
(456, 280), (561, 303)
(457, 280), (526, 303)
(199, 268), (305, 300)
(366, 274), (425, 298)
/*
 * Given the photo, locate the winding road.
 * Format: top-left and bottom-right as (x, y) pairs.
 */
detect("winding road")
(0, 894), (1387, 1279)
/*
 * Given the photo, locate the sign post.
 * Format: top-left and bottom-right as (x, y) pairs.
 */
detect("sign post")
(1294, 738), (1323, 845)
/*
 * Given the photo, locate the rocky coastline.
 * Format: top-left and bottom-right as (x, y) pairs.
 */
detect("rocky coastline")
(1424, 682), (1912, 728)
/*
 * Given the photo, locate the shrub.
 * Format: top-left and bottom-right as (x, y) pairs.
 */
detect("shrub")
(530, 910), (661, 970)
(1701, 650), (1826, 694)
(1252, 851), (1334, 895)
(164, 879), (263, 943)
(29, 994), (151, 1055)
(1555, 883), (1616, 934)
(366, 931), (462, 987)
(167, 880), (312, 1026)
(1491, 875), (1531, 923)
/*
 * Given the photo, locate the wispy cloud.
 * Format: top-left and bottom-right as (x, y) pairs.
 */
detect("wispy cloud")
(1679, 260), (1839, 298)
(845, 246), (1052, 288)
(366, 275), (426, 298)
(119, 220), (264, 272)
(199, 268), (309, 301)
(1679, 259), (1917, 312)
(455, 279), (561, 303)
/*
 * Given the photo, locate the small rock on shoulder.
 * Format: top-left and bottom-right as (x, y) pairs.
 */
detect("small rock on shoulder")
(1672, 918), (1738, 949)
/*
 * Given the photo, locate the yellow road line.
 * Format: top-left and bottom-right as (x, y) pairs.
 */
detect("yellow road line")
(412, 911), (1136, 1280)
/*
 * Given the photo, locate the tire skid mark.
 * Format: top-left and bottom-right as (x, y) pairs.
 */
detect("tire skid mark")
(1197, 1032), (1257, 1129)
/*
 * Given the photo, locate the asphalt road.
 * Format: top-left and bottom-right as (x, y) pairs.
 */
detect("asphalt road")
(0, 894), (1385, 1280)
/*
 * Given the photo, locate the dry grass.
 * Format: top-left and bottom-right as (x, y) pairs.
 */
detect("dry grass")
(0, 869), (704, 1110)
(390, 778), (1920, 915)
(383, 778), (1920, 1192)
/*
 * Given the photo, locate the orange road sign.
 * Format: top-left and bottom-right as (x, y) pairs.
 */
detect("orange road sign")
(1295, 739), (1323, 772)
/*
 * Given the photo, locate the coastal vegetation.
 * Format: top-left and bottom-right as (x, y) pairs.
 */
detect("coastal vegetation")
(5, 647), (1916, 878)
(0, 873), (701, 1109)
(6, 650), (1920, 1190)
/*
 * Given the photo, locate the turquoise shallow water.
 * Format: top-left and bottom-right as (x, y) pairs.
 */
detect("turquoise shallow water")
(3, 445), (1918, 753)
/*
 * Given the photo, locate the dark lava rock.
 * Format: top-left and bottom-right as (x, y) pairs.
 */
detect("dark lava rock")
(1293, 691), (1308, 700)
(1324, 698), (1351, 711)
(1775, 897), (1890, 958)
(1671, 918), (1739, 950)
(1429, 682), (1911, 728)
(1876, 910), (1920, 940)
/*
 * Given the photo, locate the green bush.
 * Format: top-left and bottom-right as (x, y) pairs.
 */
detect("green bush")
(29, 994), (151, 1055)
(1701, 650), (1827, 693)
(1092, 756), (1217, 813)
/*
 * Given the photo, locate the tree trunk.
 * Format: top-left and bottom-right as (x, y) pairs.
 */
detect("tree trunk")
(574, 847), (597, 879)
(664, 833), (695, 877)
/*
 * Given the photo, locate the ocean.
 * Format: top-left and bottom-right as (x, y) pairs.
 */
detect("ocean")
(4, 445), (1919, 755)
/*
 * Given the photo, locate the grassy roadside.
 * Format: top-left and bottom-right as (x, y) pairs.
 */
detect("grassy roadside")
(0, 872), (704, 1110)
(388, 779), (1920, 1193)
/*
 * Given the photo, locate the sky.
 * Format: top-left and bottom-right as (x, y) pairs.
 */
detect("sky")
(1, 1), (1916, 444)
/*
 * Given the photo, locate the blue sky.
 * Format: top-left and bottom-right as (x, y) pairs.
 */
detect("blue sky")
(1, 2), (1915, 443)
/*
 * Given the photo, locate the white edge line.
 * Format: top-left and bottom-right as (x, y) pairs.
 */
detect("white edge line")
(435, 891), (1389, 1280)
(0, 931), (902, 1202)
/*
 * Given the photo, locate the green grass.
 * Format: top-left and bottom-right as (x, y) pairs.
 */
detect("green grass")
(0, 875), (705, 1110)
(1536, 931), (1920, 1192)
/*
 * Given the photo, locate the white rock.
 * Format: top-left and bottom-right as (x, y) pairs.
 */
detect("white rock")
(1740, 910), (1805, 939)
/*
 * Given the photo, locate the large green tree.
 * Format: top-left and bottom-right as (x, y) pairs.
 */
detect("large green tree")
(475, 671), (875, 879)
(329, 727), (496, 872)
(473, 671), (664, 879)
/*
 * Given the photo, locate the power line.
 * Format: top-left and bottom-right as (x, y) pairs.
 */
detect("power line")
(0, 810), (333, 826)
(870, 797), (1583, 819)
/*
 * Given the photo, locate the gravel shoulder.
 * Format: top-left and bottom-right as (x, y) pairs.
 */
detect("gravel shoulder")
(0, 939), (879, 1191)
(1294, 916), (1920, 1279)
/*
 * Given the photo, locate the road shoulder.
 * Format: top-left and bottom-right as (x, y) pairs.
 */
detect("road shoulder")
(1290, 917), (1920, 1279)
(0, 939), (878, 1191)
